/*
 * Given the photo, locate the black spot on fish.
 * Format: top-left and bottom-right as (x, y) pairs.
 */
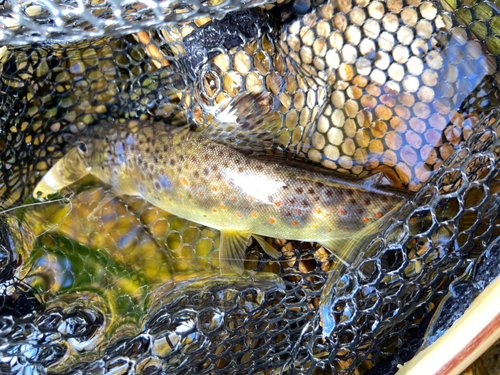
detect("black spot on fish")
(193, 171), (200, 178)
(235, 159), (242, 164)
(302, 199), (310, 206)
(282, 185), (288, 190)
(223, 162), (229, 168)
(382, 196), (389, 202)
(308, 188), (315, 195)
(326, 189), (334, 198)
(218, 150), (224, 157)
(238, 168), (244, 173)
(316, 182), (325, 188)
(212, 165), (219, 171)
(164, 145), (168, 152)
(364, 198), (371, 206)
(170, 160), (176, 166)
(347, 190), (354, 196)
(296, 187), (303, 194)
(203, 154), (210, 161)
(289, 198), (297, 205)
(350, 199), (356, 205)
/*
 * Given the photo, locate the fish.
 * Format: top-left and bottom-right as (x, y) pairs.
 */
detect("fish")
(33, 120), (409, 278)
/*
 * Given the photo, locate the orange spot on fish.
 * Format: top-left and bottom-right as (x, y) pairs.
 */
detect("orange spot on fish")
(312, 224), (318, 229)
(410, 218), (415, 222)
(275, 201), (281, 207)
(235, 212), (242, 217)
(182, 205), (186, 209)
(248, 196), (254, 202)
(212, 186), (218, 192)
(168, 198), (173, 202)
(251, 212), (257, 217)
(363, 217), (369, 223)
(327, 229), (332, 232)
(344, 227), (349, 231)
(323, 214), (329, 218)
(316, 208), (322, 215)
(230, 196), (237, 202)
(212, 208), (217, 213)
(181, 178), (189, 186)
(220, 205), (226, 210)
(291, 220), (299, 226)
(199, 191), (204, 198)
(193, 201), (198, 205)
(376, 212), (383, 219)
(294, 209), (302, 215)
(268, 218), (276, 224)
(178, 194), (183, 199)
(339, 209), (347, 216)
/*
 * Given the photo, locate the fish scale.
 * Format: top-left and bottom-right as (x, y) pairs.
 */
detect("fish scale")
(33, 120), (406, 275)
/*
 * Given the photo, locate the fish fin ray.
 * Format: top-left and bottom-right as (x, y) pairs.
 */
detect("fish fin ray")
(219, 229), (252, 275)
(252, 235), (280, 259)
(87, 194), (116, 221)
(318, 239), (355, 267)
(201, 91), (282, 153)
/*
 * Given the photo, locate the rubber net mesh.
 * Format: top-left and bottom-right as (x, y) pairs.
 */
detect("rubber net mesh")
(1, 0), (500, 374)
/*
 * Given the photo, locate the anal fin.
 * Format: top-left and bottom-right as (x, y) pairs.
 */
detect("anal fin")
(219, 229), (252, 275)
(318, 239), (352, 267)
(252, 234), (280, 259)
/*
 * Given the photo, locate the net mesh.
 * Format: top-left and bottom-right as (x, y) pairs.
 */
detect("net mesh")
(1, 0), (500, 374)
(0, 0), (279, 45)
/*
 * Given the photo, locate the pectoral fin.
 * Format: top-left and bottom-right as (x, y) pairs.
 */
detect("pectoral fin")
(219, 229), (252, 275)
(87, 194), (116, 222)
(252, 235), (280, 259)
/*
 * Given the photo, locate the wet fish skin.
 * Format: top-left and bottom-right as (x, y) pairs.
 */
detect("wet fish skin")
(33, 120), (406, 274)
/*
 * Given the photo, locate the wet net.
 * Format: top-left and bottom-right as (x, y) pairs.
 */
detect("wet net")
(2, 0), (500, 374)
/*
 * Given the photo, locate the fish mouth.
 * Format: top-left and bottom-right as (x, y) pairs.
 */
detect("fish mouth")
(33, 148), (89, 199)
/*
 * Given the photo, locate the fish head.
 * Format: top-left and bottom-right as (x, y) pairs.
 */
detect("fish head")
(33, 144), (90, 199)
(74, 127), (129, 185)
(74, 131), (107, 170)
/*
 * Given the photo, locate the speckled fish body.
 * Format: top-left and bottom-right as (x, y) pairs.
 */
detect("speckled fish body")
(34, 120), (406, 272)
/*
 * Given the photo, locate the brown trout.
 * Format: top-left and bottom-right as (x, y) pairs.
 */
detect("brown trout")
(33, 120), (407, 276)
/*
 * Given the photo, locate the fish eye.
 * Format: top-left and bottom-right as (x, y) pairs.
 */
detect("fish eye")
(77, 141), (88, 154)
